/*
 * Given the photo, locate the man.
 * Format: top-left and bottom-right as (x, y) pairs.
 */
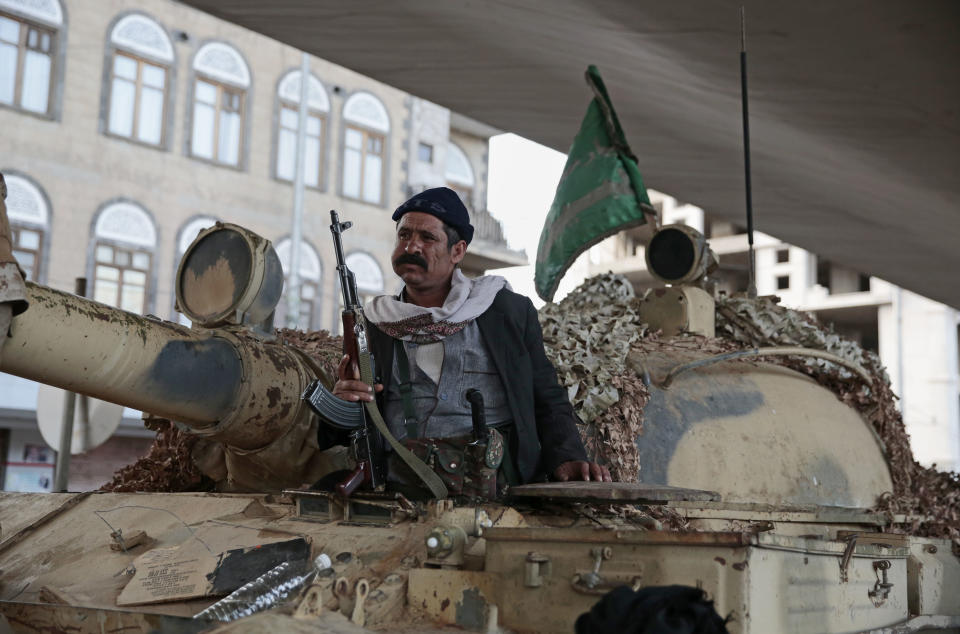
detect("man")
(334, 186), (610, 484)
(0, 173), (29, 362)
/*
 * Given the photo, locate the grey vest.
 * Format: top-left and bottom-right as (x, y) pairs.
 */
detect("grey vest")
(383, 321), (512, 440)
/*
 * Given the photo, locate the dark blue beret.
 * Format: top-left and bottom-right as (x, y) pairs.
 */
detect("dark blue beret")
(392, 186), (474, 245)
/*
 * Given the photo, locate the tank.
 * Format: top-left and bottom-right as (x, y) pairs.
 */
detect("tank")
(0, 223), (958, 634)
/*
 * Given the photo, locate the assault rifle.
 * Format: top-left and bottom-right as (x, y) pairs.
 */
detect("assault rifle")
(303, 210), (386, 496)
(303, 211), (447, 500)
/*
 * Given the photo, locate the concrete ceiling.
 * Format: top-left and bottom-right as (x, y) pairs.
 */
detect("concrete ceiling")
(179, 1), (960, 308)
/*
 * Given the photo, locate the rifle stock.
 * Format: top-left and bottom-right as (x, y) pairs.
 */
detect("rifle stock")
(335, 460), (370, 498)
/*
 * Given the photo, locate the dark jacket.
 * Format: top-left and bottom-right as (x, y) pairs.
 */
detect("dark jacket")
(367, 287), (587, 482)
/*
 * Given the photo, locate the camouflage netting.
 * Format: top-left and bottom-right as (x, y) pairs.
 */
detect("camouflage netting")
(274, 328), (343, 383)
(538, 274), (650, 482)
(101, 420), (209, 492)
(540, 273), (959, 549)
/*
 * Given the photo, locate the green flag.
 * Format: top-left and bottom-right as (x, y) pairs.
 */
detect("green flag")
(535, 65), (657, 302)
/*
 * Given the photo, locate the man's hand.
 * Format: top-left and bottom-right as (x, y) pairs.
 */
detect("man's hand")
(332, 354), (383, 402)
(553, 460), (612, 482)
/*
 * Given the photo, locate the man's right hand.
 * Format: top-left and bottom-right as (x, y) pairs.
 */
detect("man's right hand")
(332, 354), (383, 402)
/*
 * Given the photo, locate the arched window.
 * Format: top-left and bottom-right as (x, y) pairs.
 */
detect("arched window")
(173, 215), (216, 324)
(274, 238), (322, 330)
(275, 69), (329, 188)
(190, 42), (249, 166)
(445, 142), (475, 210)
(0, 0), (63, 117)
(3, 172), (50, 281)
(345, 251), (383, 307)
(176, 216), (217, 257)
(105, 13), (174, 146)
(91, 201), (156, 314)
(342, 91), (389, 204)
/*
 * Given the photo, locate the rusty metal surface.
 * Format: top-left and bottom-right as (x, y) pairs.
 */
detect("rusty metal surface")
(0, 263), (26, 307)
(870, 615), (960, 633)
(507, 481), (720, 503)
(482, 528), (752, 632)
(636, 286), (715, 338)
(0, 493), (78, 541)
(0, 492), (91, 555)
(408, 570), (497, 630)
(747, 541), (909, 631)
(484, 526), (755, 547)
(0, 601), (206, 633)
(671, 500), (895, 526)
(906, 539), (960, 618)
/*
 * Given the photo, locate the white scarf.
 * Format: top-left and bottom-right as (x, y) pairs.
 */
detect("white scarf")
(365, 270), (508, 343)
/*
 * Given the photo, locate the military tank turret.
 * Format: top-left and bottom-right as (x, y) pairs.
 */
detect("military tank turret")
(0, 222), (958, 634)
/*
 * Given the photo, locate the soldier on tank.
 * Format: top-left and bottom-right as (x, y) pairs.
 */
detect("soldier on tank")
(0, 173), (29, 362)
(332, 187), (611, 492)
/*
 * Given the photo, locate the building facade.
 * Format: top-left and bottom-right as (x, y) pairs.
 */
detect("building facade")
(0, 0), (524, 491)
(586, 192), (960, 471)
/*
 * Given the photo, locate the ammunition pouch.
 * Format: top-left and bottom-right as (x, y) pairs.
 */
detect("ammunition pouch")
(390, 428), (505, 500)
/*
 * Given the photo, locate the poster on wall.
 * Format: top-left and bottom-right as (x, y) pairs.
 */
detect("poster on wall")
(5, 465), (53, 492)
(4, 443), (55, 492)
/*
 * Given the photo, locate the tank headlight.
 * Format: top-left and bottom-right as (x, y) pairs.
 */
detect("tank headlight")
(645, 224), (717, 285)
(175, 223), (283, 328)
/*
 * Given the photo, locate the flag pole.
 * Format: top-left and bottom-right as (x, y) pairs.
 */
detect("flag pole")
(740, 6), (757, 298)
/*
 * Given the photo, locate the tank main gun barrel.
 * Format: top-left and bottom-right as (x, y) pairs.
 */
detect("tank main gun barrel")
(1, 282), (244, 428)
(0, 282), (330, 488)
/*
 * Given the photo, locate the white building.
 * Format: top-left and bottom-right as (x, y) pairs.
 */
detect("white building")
(0, 0), (525, 492)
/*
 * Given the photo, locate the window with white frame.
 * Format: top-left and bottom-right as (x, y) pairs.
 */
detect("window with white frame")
(418, 142), (433, 163)
(0, 0), (63, 116)
(342, 92), (389, 204)
(275, 69), (328, 188)
(91, 201), (156, 314)
(445, 142), (475, 210)
(105, 14), (174, 146)
(345, 251), (383, 307)
(190, 42), (249, 166)
(274, 238), (322, 330)
(177, 216), (217, 257)
(4, 173), (49, 281)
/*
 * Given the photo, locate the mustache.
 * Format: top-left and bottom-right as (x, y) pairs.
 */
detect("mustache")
(394, 253), (428, 270)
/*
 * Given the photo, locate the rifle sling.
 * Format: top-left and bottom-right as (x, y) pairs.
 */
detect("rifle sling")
(357, 350), (448, 499)
(393, 340), (420, 439)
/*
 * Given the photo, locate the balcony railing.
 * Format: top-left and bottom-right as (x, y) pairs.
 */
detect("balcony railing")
(470, 206), (507, 245)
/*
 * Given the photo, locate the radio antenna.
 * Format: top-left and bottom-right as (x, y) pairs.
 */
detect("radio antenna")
(740, 6), (757, 298)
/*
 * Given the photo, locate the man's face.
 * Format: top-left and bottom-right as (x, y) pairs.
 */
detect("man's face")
(392, 212), (466, 293)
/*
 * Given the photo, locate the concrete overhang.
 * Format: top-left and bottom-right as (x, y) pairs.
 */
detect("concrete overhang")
(178, 1), (960, 308)
(463, 239), (529, 272)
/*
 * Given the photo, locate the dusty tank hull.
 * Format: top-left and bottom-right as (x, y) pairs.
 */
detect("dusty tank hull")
(0, 488), (958, 633)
